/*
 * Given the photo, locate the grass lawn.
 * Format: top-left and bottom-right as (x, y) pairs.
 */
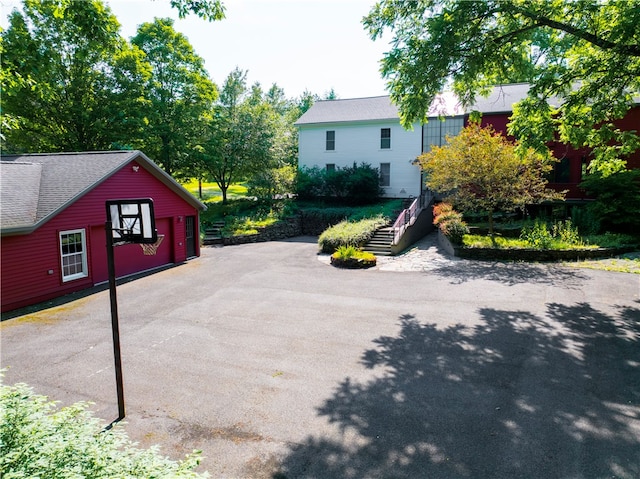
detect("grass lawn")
(180, 180), (248, 202)
(567, 252), (640, 274)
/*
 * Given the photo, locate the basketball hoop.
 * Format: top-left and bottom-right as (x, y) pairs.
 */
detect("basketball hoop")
(140, 234), (164, 255)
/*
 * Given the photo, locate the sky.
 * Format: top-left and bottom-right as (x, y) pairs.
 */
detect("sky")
(1, 0), (393, 100)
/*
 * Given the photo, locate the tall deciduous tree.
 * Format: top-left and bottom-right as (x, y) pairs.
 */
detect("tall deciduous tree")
(168, 0), (225, 21)
(417, 123), (563, 240)
(132, 18), (217, 177)
(1, 0), (149, 153)
(364, 0), (640, 175)
(200, 68), (275, 203)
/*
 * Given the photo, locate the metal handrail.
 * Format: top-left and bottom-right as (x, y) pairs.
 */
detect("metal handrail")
(391, 191), (435, 245)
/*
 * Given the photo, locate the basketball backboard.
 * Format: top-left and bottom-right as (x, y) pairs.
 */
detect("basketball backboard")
(106, 198), (157, 244)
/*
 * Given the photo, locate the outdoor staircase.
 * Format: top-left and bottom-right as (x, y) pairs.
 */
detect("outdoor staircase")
(363, 225), (394, 256)
(203, 221), (225, 246)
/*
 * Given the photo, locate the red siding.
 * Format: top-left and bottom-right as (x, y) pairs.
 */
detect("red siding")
(1, 160), (201, 313)
(473, 106), (640, 199)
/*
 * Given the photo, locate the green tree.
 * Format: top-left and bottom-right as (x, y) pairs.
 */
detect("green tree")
(265, 84), (299, 167)
(169, 0), (225, 21)
(416, 123), (563, 241)
(579, 170), (640, 233)
(1, 0), (150, 153)
(364, 0), (640, 175)
(200, 68), (275, 203)
(132, 18), (217, 177)
(295, 90), (319, 116)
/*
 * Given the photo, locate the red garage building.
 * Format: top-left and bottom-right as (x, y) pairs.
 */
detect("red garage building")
(1, 150), (205, 313)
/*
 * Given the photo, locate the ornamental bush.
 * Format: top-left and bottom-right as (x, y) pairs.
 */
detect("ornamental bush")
(579, 169), (640, 234)
(433, 202), (469, 245)
(0, 380), (207, 478)
(296, 163), (384, 205)
(519, 219), (583, 249)
(330, 245), (377, 269)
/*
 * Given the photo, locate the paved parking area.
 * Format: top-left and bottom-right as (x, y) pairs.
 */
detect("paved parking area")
(2, 234), (640, 478)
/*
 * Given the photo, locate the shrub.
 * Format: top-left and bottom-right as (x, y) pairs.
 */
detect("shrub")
(432, 202), (454, 223)
(247, 164), (296, 200)
(463, 230), (638, 251)
(580, 169), (640, 233)
(0, 381), (207, 478)
(318, 215), (388, 254)
(571, 205), (601, 236)
(583, 232), (639, 248)
(520, 220), (554, 249)
(296, 163), (384, 205)
(343, 163), (385, 205)
(520, 219), (584, 249)
(296, 166), (325, 200)
(433, 203), (469, 245)
(330, 245), (377, 269)
(440, 218), (470, 245)
(552, 219), (581, 245)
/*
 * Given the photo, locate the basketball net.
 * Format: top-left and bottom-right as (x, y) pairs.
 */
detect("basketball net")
(140, 234), (164, 255)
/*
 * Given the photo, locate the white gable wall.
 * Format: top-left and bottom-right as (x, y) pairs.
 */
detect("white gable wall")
(298, 120), (423, 198)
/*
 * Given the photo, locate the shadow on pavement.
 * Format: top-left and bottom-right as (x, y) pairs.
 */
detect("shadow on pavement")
(433, 260), (591, 288)
(275, 303), (640, 478)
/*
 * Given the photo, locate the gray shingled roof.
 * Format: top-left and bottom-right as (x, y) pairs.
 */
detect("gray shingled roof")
(469, 83), (533, 113)
(295, 96), (400, 125)
(295, 84), (534, 125)
(1, 162), (42, 229)
(1, 150), (204, 235)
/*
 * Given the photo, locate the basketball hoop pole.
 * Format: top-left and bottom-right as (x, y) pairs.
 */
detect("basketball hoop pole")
(105, 220), (126, 423)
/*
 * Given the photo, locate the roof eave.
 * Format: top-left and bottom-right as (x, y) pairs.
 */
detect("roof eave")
(295, 117), (402, 127)
(133, 152), (207, 211)
(1, 150), (206, 234)
(1, 225), (37, 236)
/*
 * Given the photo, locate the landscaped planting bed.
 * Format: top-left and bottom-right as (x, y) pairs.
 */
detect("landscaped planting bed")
(438, 231), (638, 262)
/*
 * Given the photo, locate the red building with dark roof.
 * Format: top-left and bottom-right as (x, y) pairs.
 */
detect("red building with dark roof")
(1, 150), (205, 313)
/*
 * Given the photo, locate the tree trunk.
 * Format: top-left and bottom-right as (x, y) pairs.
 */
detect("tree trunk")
(221, 185), (228, 203)
(198, 179), (203, 199)
(488, 209), (496, 246)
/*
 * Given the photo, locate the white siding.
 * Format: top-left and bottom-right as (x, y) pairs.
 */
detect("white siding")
(298, 120), (423, 198)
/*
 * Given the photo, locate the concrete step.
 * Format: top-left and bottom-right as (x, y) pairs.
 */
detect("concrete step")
(363, 224), (394, 256)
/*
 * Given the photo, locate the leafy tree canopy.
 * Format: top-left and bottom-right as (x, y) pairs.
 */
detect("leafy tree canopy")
(132, 17), (217, 176)
(199, 68), (276, 202)
(1, 0), (150, 152)
(169, 0), (225, 21)
(364, 0), (640, 175)
(417, 122), (563, 238)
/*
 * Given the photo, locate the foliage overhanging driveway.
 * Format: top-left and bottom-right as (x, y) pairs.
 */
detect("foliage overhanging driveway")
(2, 237), (639, 479)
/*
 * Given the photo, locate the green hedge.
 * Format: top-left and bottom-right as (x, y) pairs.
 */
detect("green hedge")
(318, 216), (389, 254)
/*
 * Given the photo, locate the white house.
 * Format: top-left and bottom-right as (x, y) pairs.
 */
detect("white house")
(294, 85), (539, 200)
(295, 96), (425, 198)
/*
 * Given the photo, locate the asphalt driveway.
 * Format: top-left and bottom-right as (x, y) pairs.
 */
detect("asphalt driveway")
(2, 235), (639, 478)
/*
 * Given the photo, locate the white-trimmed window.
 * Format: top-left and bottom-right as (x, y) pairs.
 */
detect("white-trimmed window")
(60, 229), (88, 282)
(326, 130), (335, 151)
(380, 128), (391, 149)
(380, 163), (391, 187)
(326, 163), (336, 172)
